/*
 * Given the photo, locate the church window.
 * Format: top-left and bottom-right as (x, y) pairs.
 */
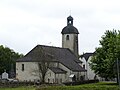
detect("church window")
(22, 64), (24, 71)
(66, 35), (69, 40)
(83, 65), (85, 69)
(69, 21), (71, 24)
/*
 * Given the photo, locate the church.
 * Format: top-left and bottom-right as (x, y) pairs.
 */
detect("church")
(16, 16), (87, 83)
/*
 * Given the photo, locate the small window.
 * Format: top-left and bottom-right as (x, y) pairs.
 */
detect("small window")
(22, 64), (24, 71)
(66, 35), (69, 40)
(83, 65), (85, 69)
(69, 21), (71, 24)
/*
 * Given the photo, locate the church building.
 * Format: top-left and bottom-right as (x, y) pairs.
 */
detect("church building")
(16, 16), (86, 83)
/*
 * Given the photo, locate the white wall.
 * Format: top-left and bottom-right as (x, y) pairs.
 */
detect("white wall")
(87, 57), (96, 80)
(62, 34), (74, 51)
(59, 63), (86, 81)
(59, 63), (71, 82)
(16, 61), (87, 82)
(16, 62), (39, 81)
(62, 34), (78, 56)
(80, 57), (87, 69)
(44, 69), (55, 83)
(80, 56), (99, 80)
(16, 62), (66, 83)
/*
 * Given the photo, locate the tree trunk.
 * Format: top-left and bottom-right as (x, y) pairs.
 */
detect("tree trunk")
(42, 74), (45, 83)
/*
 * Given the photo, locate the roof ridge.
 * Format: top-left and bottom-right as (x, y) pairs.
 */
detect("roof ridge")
(37, 44), (70, 50)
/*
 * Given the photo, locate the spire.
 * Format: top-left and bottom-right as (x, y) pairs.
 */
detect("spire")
(61, 16), (79, 34)
(67, 16), (73, 25)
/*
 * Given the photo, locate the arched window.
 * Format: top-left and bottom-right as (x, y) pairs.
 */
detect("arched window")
(69, 21), (71, 24)
(66, 35), (69, 40)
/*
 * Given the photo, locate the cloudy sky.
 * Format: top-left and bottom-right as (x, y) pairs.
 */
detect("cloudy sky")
(0, 0), (120, 55)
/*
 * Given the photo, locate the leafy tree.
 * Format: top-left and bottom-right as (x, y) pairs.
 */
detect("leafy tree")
(0, 45), (23, 76)
(90, 30), (120, 80)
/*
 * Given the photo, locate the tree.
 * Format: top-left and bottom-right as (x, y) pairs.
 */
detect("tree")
(33, 47), (53, 83)
(90, 30), (120, 80)
(0, 45), (23, 76)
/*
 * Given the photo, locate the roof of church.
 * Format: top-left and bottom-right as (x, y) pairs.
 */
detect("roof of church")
(61, 16), (79, 34)
(80, 53), (94, 61)
(49, 67), (67, 74)
(61, 25), (79, 34)
(17, 45), (86, 72)
(67, 16), (73, 20)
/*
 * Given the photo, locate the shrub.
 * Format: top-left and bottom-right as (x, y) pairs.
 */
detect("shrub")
(63, 79), (99, 86)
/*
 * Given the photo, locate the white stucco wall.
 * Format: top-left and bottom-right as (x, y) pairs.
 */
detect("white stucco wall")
(59, 63), (86, 81)
(80, 56), (99, 80)
(58, 63), (71, 82)
(16, 62), (39, 81)
(62, 34), (78, 56)
(55, 73), (66, 83)
(62, 34), (74, 51)
(16, 61), (86, 82)
(45, 69), (66, 83)
(16, 62), (55, 82)
(45, 69), (55, 83)
(80, 57), (87, 69)
(87, 57), (97, 80)
(16, 62), (67, 83)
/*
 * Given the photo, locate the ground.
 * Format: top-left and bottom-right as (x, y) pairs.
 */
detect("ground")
(0, 82), (119, 90)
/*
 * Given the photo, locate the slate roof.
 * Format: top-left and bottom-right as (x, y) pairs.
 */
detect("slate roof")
(61, 25), (79, 34)
(67, 16), (73, 20)
(80, 53), (94, 61)
(49, 67), (67, 74)
(17, 45), (86, 72)
(61, 16), (79, 34)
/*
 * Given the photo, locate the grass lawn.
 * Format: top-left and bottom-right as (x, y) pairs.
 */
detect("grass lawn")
(0, 86), (35, 90)
(36, 82), (120, 90)
(0, 82), (119, 90)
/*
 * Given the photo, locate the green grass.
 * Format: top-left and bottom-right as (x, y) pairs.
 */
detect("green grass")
(0, 82), (119, 90)
(36, 82), (120, 90)
(0, 86), (35, 90)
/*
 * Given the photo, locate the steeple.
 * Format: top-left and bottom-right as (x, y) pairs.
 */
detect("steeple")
(61, 16), (79, 58)
(61, 16), (79, 34)
(67, 16), (73, 25)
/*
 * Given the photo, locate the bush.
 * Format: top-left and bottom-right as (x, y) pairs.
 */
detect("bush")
(63, 80), (99, 86)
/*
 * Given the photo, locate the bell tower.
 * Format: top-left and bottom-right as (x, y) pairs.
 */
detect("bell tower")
(61, 16), (79, 57)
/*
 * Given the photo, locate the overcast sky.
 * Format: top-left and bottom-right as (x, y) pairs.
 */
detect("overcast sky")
(0, 0), (120, 55)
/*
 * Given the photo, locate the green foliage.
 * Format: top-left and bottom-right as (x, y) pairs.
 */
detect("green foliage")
(90, 29), (120, 79)
(35, 82), (119, 90)
(0, 45), (23, 74)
